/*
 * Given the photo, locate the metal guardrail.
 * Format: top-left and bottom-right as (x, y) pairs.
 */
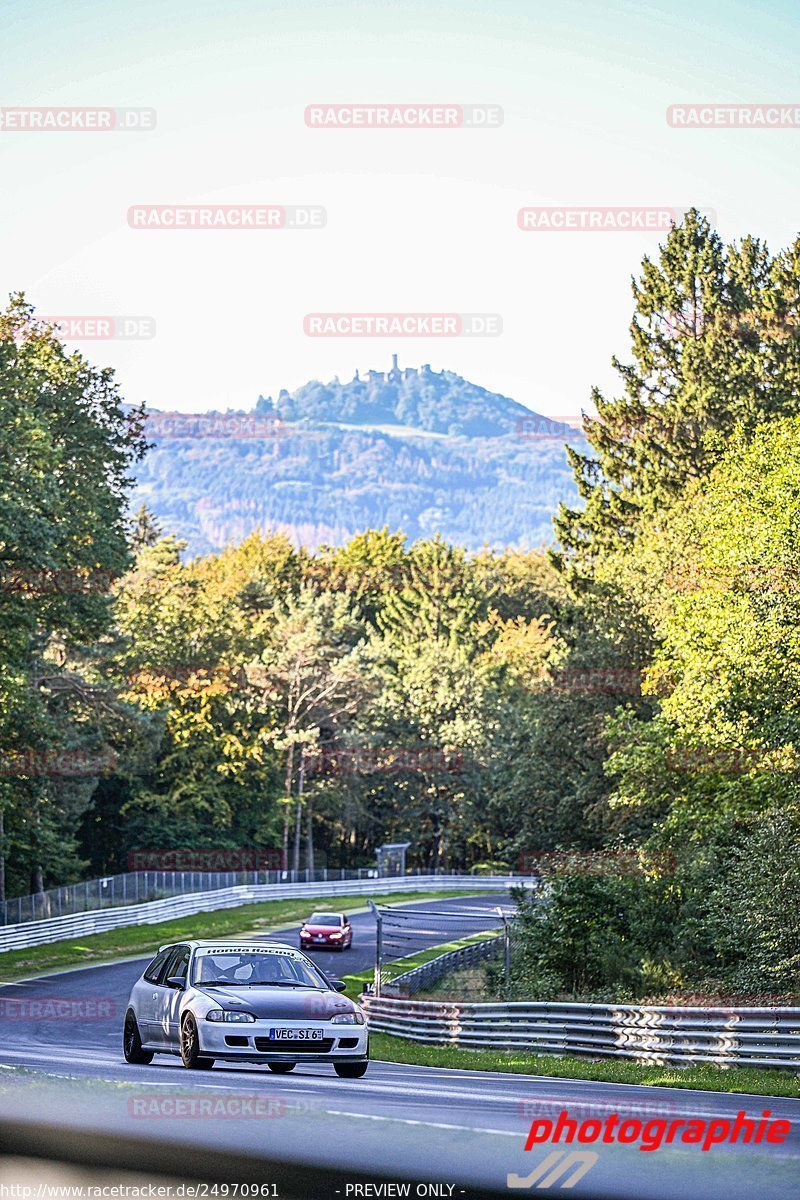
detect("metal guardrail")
(385, 936), (504, 996)
(0, 875), (518, 954)
(0, 866), (430, 926)
(360, 995), (800, 1069)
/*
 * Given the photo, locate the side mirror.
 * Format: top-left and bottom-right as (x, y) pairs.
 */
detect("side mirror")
(330, 980), (347, 993)
(166, 976), (185, 990)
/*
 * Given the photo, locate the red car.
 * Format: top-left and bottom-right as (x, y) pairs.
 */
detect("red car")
(300, 911), (353, 951)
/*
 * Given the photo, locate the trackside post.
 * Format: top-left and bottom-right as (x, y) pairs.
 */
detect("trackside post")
(368, 899), (383, 997)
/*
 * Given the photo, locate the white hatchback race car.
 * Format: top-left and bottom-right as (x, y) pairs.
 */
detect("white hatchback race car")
(122, 939), (369, 1077)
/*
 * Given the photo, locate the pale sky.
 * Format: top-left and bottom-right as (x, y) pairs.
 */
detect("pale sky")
(1, 0), (798, 419)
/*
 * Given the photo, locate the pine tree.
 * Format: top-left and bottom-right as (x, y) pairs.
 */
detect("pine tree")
(131, 503), (163, 553)
(554, 210), (800, 581)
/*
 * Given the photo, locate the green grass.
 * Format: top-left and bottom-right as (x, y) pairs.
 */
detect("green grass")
(340, 929), (498, 1001)
(0, 888), (480, 983)
(347, 940), (800, 1097)
(415, 964), (488, 1000)
(369, 1033), (800, 1097)
(12, 893), (793, 1099)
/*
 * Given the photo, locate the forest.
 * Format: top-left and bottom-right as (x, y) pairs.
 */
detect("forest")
(2, 208), (800, 999)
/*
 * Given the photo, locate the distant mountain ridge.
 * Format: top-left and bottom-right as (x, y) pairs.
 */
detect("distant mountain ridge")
(254, 356), (578, 439)
(133, 359), (587, 556)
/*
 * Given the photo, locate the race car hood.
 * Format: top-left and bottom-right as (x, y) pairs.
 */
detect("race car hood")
(196, 985), (354, 1020)
(302, 924), (342, 933)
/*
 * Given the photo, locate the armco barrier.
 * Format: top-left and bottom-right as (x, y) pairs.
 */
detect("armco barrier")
(360, 995), (800, 1069)
(0, 876), (519, 954)
(0, 867), (386, 926)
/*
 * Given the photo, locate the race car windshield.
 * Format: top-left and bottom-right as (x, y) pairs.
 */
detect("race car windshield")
(192, 950), (328, 989)
(307, 913), (341, 925)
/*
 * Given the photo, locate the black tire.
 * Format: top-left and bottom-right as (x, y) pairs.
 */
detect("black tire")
(180, 1014), (215, 1069)
(123, 1010), (154, 1065)
(268, 1062), (296, 1073)
(334, 1061), (368, 1078)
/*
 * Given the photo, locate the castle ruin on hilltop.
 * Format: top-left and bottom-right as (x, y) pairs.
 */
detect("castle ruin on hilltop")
(353, 355), (437, 384)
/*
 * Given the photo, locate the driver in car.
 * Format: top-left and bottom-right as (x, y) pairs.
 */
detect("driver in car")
(195, 955), (244, 984)
(247, 956), (286, 984)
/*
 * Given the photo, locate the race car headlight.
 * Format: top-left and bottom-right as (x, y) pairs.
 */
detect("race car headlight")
(206, 1009), (256, 1022)
(330, 1011), (365, 1025)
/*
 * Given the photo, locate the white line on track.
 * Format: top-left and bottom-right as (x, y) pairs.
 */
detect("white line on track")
(324, 1110), (519, 1136)
(18, 1070), (784, 1124)
(3, 1051), (797, 1122)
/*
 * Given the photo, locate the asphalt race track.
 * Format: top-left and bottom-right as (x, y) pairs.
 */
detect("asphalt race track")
(0, 894), (798, 1199)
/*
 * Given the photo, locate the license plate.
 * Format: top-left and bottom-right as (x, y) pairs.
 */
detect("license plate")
(269, 1028), (324, 1040)
(314, 936), (325, 942)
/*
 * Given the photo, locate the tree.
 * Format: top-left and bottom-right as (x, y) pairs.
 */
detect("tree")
(245, 589), (372, 871)
(107, 534), (286, 865)
(555, 210), (800, 579)
(304, 528), (408, 628)
(0, 296), (146, 895)
(130, 503), (162, 553)
(376, 535), (488, 646)
(701, 802), (800, 992)
(469, 548), (568, 625)
(363, 539), (498, 868)
(501, 878), (680, 1001)
(604, 416), (800, 853)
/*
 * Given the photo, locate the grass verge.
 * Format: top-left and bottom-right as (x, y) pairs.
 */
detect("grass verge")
(0, 889), (479, 983)
(369, 1033), (800, 1097)
(340, 930), (498, 1001)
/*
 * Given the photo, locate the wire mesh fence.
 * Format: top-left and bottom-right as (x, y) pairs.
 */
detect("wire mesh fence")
(0, 866), (389, 926)
(367, 899), (516, 996)
(384, 936), (505, 996)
